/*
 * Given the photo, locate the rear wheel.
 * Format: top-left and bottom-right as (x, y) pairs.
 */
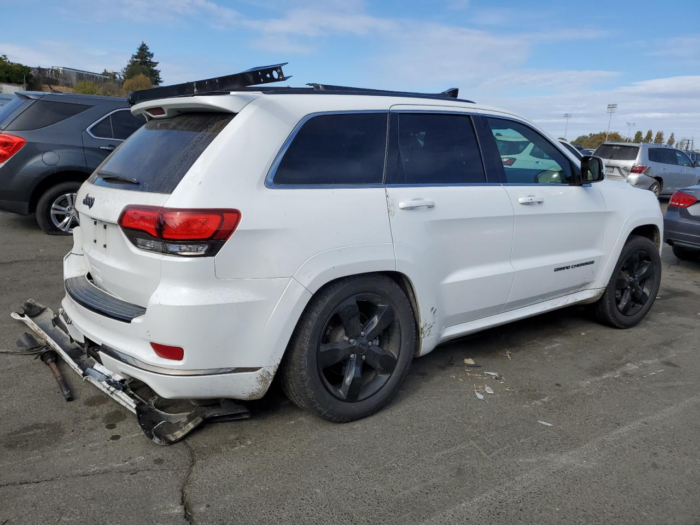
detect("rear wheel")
(594, 236), (661, 328)
(648, 181), (661, 197)
(36, 181), (82, 235)
(672, 245), (700, 261)
(281, 275), (416, 422)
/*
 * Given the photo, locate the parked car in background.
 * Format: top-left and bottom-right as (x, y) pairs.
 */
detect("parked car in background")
(0, 93), (16, 106)
(559, 139), (583, 160)
(580, 148), (594, 156)
(664, 185), (700, 261)
(0, 92), (144, 234)
(46, 74), (662, 428)
(594, 142), (700, 197)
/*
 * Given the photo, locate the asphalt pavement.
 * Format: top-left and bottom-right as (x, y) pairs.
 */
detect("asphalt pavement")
(1, 205), (699, 524)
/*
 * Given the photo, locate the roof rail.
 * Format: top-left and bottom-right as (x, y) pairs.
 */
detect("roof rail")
(306, 83), (461, 99)
(127, 63), (290, 106)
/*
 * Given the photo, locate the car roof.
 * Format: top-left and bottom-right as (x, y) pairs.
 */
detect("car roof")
(17, 91), (127, 104)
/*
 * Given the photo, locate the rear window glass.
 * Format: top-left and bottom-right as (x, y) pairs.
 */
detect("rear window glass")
(6, 100), (91, 131)
(0, 96), (28, 127)
(593, 144), (639, 161)
(273, 113), (387, 185)
(88, 112), (233, 193)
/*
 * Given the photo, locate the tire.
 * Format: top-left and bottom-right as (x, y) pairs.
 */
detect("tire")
(281, 274), (416, 422)
(36, 181), (82, 235)
(672, 245), (700, 261)
(648, 181), (661, 197)
(594, 235), (661, 328)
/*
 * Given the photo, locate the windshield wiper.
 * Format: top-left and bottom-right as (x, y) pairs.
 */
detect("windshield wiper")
(96, 171), (140, 185)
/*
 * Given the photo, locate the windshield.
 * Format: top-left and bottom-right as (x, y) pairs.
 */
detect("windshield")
(88, 112), (234, 193)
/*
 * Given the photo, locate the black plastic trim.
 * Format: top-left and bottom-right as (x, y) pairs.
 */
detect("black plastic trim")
(65, 275), (146, 323)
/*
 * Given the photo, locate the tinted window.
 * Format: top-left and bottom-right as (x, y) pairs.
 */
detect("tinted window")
(6, 100), (90, 131)
(273, 113), (387, 185)
(90, 116), (113, 138)
(389, 113), (485, 185)
(675, 150), (692, 167)
(487, 118), (573, 184)
(593, 144), (639, 161)
(112, 110), (144, 140)
(0, 96), (28, 127)
(88, 112), (233, 193)
(649, 148), (677, 165)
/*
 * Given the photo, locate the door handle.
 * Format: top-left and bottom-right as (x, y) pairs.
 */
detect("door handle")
(399, 199), (435, 210)
(100, 145), (116, 151)
(518, 195), (544, 205)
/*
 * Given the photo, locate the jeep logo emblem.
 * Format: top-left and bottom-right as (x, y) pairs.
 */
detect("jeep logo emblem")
(83, 195), (95, 209)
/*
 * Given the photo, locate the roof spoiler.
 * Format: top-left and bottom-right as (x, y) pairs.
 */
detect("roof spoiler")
(127, 63), (291, 106)
(306, 84), (460, 99)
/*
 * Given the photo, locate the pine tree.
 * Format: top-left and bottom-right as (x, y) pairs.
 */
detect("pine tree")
(653, 131), (664, 144)
(666, 133), (675, 147)
(633, 131), (643, 143)
(643, 130), (653, 143)
(122, 42), (162, 86)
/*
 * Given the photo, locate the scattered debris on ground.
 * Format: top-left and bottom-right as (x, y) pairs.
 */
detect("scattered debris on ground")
(484, 385), (494, 395)
(538, 421), (554, 427)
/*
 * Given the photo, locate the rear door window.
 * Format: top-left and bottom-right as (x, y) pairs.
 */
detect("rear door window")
(88, 112), (233, 193)
(649, 148), (677, 165)
(594, 144), (639, 161)
(387, 113), (486, 184)
(272, 113), (387, 185)
(675, 150), (692, 167)
(6, 100), (91, 131)
(89, 109), (144, 140)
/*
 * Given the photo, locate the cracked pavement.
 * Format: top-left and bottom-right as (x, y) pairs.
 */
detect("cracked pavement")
(2, 204), (700, 524)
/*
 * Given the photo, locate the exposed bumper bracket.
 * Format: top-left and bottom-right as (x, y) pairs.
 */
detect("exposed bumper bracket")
(12, 300), (250, 445)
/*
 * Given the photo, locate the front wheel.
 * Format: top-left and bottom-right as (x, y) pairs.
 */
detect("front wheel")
(281, 275), (416, 422)
(36, 181), (82, 235)
(594, 236), (661, 328)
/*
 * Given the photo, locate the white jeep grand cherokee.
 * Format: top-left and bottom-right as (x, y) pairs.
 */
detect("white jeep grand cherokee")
(59, 81), (662, 423)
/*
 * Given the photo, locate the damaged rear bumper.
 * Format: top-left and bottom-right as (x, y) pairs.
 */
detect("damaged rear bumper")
(12, 300), (250, 445)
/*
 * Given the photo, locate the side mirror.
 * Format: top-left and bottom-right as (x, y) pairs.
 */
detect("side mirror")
(581, 155), (605, 183)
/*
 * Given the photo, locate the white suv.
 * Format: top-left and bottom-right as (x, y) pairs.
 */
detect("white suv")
(53, 78), (662, 424)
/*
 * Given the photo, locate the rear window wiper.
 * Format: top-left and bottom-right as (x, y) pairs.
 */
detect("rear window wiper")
(96, 171), (140, 185)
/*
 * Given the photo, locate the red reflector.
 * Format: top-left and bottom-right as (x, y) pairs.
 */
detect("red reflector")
(151, 342), (184, 361)
(118, 206), (241, 241)
(0, 133), (27, 163)
(147, 107), (165, 116)
(502, 157), (516, 166)
(630, 165), (648, 174)
(669, 191), (698, 208)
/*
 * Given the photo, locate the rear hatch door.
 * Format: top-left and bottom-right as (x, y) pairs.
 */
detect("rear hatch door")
(594, 144), (639, 180)
(74, 111), (235, 307)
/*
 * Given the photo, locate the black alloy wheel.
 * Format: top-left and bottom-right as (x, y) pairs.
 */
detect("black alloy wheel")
(614, 250), (655, 316)
(317, 293), (400, 403)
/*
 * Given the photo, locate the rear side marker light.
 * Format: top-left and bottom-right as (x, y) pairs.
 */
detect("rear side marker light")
(630, 165), (648, 174)
(0, 133), (27, 163)
(118, 206), (241, 257)
(669, 191), (698, 208)
(151, 342), (184, 361)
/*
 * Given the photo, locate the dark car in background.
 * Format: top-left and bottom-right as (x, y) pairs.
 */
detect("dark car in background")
(0, 92), (144, 234)
(664, 186), (700, 261)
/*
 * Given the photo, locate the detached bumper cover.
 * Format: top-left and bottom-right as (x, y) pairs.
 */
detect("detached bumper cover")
(12, 300), (249, 445)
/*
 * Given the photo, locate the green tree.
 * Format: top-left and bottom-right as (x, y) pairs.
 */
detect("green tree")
(0, 54), (32, 84)
(666, 132), (675, 147)
(643, 130), (653, 143)
(73, 81), (100, 95)
(101, 69), (121, 82)
(122, 42), (162, 85)
(633, 130), (643, 143)
(123, 73), (152, 94)
(653, 131), (664, 144)
(572, 131), (626, 150)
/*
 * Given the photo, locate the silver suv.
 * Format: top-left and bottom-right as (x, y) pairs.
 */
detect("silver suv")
(594, 142), (700, 197)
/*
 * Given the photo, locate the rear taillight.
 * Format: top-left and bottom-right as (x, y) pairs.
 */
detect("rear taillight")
(118, 206), (241, 257)
(630, 165), (648, 174)
(502, 157), (516, 166)
(150, 342), (184, 361)
(0, 133), (26, 163)
(669, 191), (698, 208)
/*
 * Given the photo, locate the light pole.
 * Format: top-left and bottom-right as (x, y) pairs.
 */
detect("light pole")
(563, 113), (572, 140)
(605, 104), (617, 142)
(626, 122), (636, 142)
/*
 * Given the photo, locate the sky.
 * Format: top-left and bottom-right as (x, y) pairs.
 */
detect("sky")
(2, 0), (699, 143)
